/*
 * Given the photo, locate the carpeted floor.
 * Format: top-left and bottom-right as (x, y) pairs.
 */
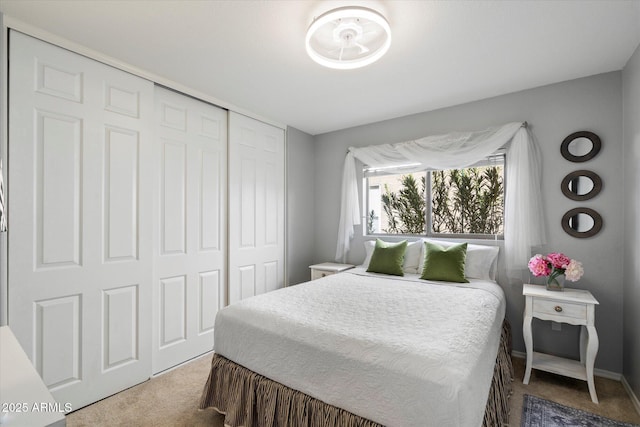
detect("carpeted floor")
(67, 354), (224, 427)
(509, 357), (640, 426)
(66, 354), (640, 427)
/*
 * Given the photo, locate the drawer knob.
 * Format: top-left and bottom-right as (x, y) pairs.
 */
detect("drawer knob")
(554, 306), (563, 313)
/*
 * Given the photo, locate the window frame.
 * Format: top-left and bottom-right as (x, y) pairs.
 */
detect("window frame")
(363, 152), (506, 240)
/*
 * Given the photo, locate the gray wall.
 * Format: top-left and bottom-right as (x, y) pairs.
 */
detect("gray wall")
(313, 72), (625, 373)
(286, 126), (316, 285)
(622, 44), (640, 398)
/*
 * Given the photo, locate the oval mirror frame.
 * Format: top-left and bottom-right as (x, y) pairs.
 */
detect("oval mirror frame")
(560, 131), (601, 162)
(561, 207), (603, 238)
(560, 170), (603, 201)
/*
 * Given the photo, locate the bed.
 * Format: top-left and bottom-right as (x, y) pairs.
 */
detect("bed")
(200, 253), (513, 427)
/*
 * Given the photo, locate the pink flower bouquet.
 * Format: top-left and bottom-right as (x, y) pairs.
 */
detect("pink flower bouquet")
(528, 252), (583, 290)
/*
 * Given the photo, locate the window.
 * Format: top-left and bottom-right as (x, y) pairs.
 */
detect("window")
(365, 154), (505, 238)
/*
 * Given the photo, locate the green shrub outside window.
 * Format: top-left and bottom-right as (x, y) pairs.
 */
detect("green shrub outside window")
(365, 155), (504, 238)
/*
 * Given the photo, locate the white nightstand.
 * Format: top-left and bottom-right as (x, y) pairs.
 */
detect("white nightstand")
(522, 283), (600, 403)
(309, 263), (354, 280)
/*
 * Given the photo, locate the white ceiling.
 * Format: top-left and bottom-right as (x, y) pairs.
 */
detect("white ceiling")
(1, 0), (639, 135)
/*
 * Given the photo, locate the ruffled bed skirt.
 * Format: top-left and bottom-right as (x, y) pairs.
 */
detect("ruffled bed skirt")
(200, 321), (513, 427)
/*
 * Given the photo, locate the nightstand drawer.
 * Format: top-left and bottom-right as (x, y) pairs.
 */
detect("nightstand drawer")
(311, 269), (335, 280)
(533, 299), (586, 320)
(309, 263), (354, 281)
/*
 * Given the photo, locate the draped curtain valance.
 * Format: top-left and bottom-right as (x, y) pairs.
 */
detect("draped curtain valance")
(336, 122), (546, 272)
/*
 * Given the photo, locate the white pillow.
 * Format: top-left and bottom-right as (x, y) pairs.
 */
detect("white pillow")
(418, 239), (499, 280)
(402, 240), (423, 274)
(361, 240), (376, 268)
(361, 239), (423, 274)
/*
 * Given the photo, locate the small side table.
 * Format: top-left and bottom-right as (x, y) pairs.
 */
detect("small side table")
(522, 283), (600, 403)
(309, 263), (354, 280)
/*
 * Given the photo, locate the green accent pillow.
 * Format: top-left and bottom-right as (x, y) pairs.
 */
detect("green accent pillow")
(420, 241), (469, 283)
(366, 239), (407, 276)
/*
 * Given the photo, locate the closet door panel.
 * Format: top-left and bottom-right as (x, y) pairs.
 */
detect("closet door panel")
(36, 110), (82, 268)
(104, 84), (140, 117)
(160, 140), (187, 255)
(35, 295), (82, 389)
(198, 270), (220, 333)
(8, 31), (154, 410)
(104, 126), (139, 262)
(103, 285), (139, 370)
(229, 112), (285, 304)
(152, 87), (226, 374)
(200, 150), (222, 251)
(35, 59), (83, 102)
(240, 158), (257, 247)
(159, 275), (187, 347)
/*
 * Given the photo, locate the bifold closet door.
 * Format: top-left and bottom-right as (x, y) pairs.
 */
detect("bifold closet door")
(228, 112), (285, 304)
(8, 31), (154, 409)
(152, 87), (227, 374)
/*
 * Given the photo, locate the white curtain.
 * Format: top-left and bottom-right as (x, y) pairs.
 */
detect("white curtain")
(335, 122), (546, 272)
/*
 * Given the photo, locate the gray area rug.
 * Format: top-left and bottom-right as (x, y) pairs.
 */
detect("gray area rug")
(521, 395), (640, 427)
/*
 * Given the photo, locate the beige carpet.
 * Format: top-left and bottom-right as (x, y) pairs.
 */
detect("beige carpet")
(67, 353), (640, 427)
(67, 354), (224, 427)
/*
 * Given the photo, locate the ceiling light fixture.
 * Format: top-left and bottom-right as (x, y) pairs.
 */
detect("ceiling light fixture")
(305, 6), (391, 70)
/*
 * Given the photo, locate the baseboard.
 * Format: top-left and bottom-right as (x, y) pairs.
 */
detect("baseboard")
(151, 350), (214, 378)
(510, 350), (621, 380)
(622, 376), (640, 416)
(511, 350), (526, 359)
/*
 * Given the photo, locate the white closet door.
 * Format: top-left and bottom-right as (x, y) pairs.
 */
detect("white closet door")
(8, 31), (154, 409)
(228, 112), (285, 304)
(152, 87), (227, 373)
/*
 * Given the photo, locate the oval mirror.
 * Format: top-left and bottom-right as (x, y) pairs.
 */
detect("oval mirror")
(561, 170), (602, 201)
(561, 131), (601, 162)
(562, 208), (603, 238)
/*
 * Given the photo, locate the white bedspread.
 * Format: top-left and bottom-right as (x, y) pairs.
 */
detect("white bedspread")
(214, 268), (506, 427)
